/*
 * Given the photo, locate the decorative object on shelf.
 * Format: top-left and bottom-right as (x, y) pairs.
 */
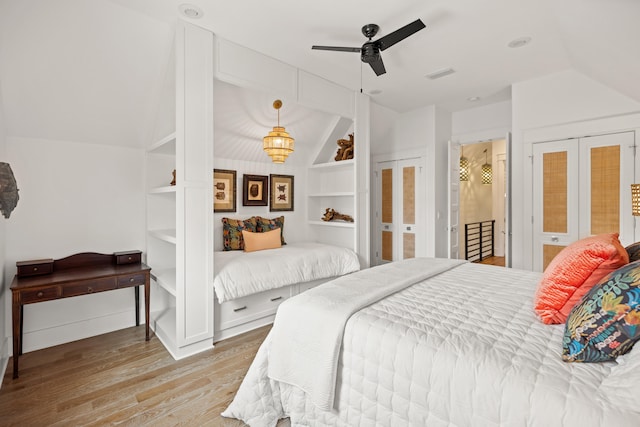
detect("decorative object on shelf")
(243, 174), (268, 206)
(481, 148), (492, 185)
(632, 184), (640, 216)
(321, 208), (354, 223)
(0, 162), (19, 218)
(263, 99), (295, 164)
(213, 169), (237, 212)
(335, 133), (354, 161)
(270, 174), (294, 211)
(170, 169), (176, 186)
(459, 146), (470, 182)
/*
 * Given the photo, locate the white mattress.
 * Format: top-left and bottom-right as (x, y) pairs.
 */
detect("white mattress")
(213, 242), (361, 303)
(223, 258), (640, 427)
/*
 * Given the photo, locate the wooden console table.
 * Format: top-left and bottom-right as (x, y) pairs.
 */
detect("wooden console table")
(10, 252), (151, 379)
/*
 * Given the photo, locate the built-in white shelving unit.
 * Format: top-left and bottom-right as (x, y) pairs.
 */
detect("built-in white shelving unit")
(146, 21), (214, 360)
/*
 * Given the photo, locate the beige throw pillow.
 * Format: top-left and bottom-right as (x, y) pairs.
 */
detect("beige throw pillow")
(242, 228), (282, 252)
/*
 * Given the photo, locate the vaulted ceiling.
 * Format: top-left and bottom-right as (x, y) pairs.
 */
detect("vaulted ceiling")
(1, 0), (638, 156)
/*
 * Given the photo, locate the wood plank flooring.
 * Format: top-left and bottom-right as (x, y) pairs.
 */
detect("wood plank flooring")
(0, 325), (289, 426)
(477, 256), (505, 267)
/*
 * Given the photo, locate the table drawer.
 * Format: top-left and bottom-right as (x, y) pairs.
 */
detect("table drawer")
(61, 277), (116, 297)
(20, 286), (60, 303)
(117, 274), (146, 288)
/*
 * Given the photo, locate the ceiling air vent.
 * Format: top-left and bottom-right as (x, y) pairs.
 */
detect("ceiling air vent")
(425, 68), (455, 80)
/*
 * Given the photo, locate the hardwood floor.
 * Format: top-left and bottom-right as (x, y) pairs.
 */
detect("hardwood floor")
(477, 256), (505, 267)
(0, 325), (288, 426)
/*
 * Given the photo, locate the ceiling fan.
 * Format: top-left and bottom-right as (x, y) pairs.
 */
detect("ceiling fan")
(312, 19), (426, 76)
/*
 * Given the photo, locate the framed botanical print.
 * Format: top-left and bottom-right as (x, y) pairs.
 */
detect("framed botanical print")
(243, 174), (268, 206)
(270, 174), (294, 212)
(213, 169), (236, 212)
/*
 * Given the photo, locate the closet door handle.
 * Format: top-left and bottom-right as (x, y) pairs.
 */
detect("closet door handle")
(551, 236), (559, 242)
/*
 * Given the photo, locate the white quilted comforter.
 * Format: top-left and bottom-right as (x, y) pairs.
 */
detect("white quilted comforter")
(213, 242), (361, 303)
(223, 258), (640, 426)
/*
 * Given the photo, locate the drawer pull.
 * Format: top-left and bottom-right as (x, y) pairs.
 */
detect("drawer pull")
(270, 296), (283, 302)
(233, 306), (247, 312)
(87, 286), (93, 293)
(37, 291), (43, 298)
(128, 256), (132, 260)
(129, 278), (135, 282)
(33, 267), (38, 271)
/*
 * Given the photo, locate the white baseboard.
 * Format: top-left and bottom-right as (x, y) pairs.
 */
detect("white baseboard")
(0, 335), (8, 390)
(18, 310), (142, 354)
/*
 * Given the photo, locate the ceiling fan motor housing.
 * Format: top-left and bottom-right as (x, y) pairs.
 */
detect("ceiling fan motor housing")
(361, 42), (380, 63)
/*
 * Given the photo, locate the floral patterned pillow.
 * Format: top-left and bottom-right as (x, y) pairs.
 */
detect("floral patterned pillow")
(255, 216), (286, 245)
(221, 217), (257, 251)
(625, 242), (640, 263)
(562, 260), (640, 362)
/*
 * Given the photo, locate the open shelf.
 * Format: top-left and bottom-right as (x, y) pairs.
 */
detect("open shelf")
(149, 229), (177, 244)
(152, 268), (177, 297)
(148, 132), (176, 154)
(149, 186), (177, 194)
(309, 159), (354, 170)
(308, 220), (356, 228)
(308, 191), (355, 198)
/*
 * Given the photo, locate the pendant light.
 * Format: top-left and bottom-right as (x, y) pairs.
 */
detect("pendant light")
(459, 146), (470, 181)
(482, 148), (492, 185)
(263, 100), (294, 163)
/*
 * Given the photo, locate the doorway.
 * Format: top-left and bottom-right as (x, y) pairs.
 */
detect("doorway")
(458, 139), (507, 266)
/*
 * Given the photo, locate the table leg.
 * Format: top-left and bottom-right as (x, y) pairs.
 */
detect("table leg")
(144, 274), (150, 341)
(134, 286), (140, 326)
(12, 293), (21, 379)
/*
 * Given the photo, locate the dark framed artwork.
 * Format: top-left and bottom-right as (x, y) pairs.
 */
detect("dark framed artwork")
(270, 174), (294, 212)
(213, 169), (236, 212)
(243, 174), (268, 206)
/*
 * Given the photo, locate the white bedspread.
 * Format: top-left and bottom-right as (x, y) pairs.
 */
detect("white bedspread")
(268, 257), (465, 410)
(223, 258), (640, 427)
(213, 242), (360, 303)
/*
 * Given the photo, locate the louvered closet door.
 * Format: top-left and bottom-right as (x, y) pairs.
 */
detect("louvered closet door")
(379, 161), (395, 263)
(532, 132), (634, 271)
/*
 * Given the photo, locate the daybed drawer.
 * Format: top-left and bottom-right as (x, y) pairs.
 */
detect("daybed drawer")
(218, 288), (290, 330)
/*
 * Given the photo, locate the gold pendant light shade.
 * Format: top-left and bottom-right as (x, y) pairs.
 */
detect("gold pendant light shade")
(263, 100), (294, 163)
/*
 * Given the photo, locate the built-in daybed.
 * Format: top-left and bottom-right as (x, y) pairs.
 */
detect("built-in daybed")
(213, 216), (360, 341)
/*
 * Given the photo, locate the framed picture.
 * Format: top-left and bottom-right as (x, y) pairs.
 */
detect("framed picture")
(270, 174), (294, 212)
(213, 169), (236, 212)
(243, 174), (268, 206)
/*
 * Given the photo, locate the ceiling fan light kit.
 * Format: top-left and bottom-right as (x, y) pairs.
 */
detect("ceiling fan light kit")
(312, 19), (426, 76)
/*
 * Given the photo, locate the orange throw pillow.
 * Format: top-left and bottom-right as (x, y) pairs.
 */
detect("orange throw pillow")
(534, 233), (629, 324)
(242, 228), (282, 253)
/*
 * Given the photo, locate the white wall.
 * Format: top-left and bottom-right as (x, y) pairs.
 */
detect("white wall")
(452, 101), (512, 143)
(512, 69), (640, 269)
(0, 82), (7, 380)
(212, 158), (308, 251)
(5, 137), (146, 353)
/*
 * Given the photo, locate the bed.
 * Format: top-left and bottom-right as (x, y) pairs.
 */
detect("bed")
(222, 257), (640, 426)
(213, 242), (361, 341)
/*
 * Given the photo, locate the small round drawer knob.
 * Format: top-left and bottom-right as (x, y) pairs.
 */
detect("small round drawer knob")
(33, 267), (38, 271)
(37, 291), (43, 297)
(128, 257), (132, 260)
(129, 278), (135, 282)
(87, 287), (93, 293)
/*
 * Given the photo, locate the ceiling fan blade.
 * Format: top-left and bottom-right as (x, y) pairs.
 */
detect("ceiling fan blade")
(376, 19), (426, 51)
(368, 56), (386, 76)
(312, 45), (361, 53)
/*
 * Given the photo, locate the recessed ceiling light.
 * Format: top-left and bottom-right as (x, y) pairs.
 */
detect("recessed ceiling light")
(508, 37), (532, 48)
(467, 96), (480, 102)
(179, 4), (203, 19)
